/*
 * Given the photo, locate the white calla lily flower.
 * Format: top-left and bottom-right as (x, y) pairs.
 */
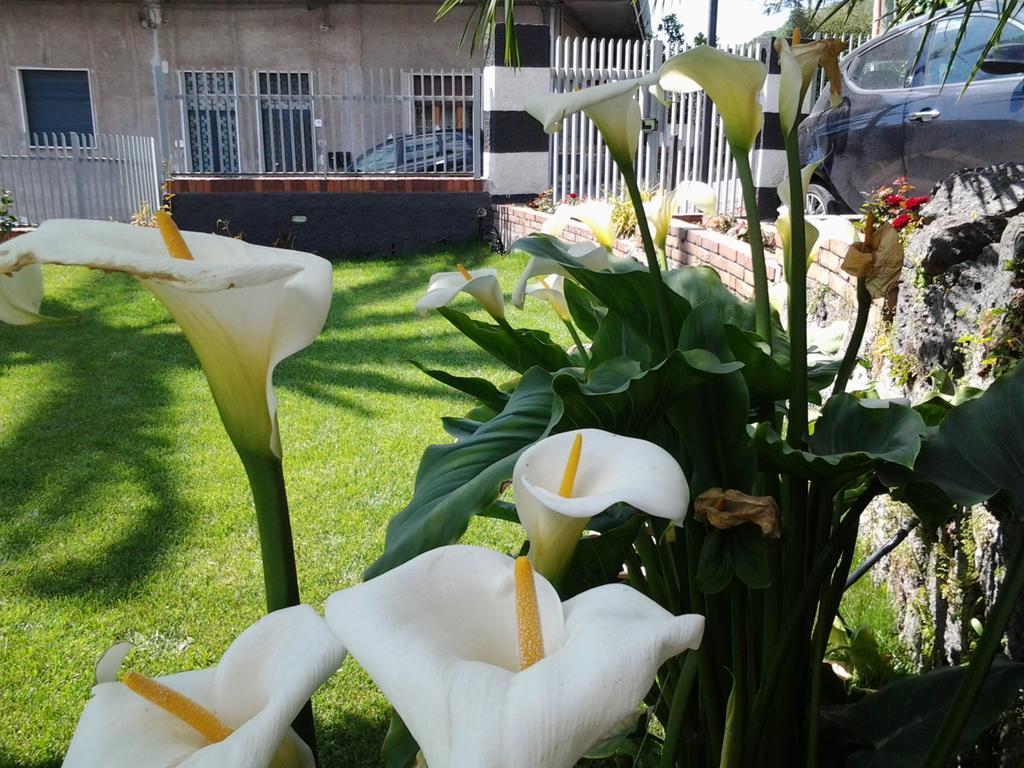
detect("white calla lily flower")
(63, 605), (346, 768)
(514, 429), (689, 581)
(526, 76), (658, 171)
(644, 182), (718, 256)
(0, 262), (47, 325)
(658, 46), (767, 154)
(776, 206), (820, 284)
(0, 219), (332, 459)
(777, 36), (847, 135)
(511, 241), (615, 309)
(415, 264), (505, 321)
(776, 160), (819, 211)
(776, 161), (858, 279)
(540, 201), (618, 252)
(524, 274), (570, 321)
(325, 545), (704, 768)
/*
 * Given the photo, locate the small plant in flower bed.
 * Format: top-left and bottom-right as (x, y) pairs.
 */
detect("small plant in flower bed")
(861, 176), (929, 244)
(705, 212), (773, 248)
(609, 186), (653, 238)
(529, 188), (581, 214)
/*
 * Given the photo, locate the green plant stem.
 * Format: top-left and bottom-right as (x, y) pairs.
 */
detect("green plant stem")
(805, 517), (859, 768)
(624, 172), (677, 354)
(661, 652), (700, 768)
(783, 133), (808, 449)
(833, 278), (871, 394)
(724, 587), (747, 768)
(745, 480), (882, 765)
(562, 318), (590, 364)
(636, 529), (675, 611)
(239, 450), (318, 757)
(686, 522), (723, 766)
(733, 150), (772, 348)
(921, 537), (1024, 767)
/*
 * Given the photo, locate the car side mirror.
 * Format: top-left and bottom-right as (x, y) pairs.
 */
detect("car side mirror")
(980, 43), (1024, 75)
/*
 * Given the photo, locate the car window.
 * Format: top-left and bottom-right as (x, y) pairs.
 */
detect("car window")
(355, 143), (396, 172)
(849, 28), (926, 90)
(923, 16), (1024, 85)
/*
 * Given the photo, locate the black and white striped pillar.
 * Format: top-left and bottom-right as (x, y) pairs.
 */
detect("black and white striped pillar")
(752, 41), (787, 215)
(483, 24), (551, 201)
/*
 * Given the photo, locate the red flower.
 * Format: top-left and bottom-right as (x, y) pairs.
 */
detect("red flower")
(903, 195), (929, 209)
(885, 194), (904, 206)
(568, 193), (578, 199)
(891, 213), (912, 230)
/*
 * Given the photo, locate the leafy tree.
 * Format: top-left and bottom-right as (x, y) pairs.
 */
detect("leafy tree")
(657, 13), (687, 46)
(778, 0), (872, 36)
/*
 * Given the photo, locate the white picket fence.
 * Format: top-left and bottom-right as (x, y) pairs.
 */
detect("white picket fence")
(549, 33), (869, 214)
(0, 132), (161, 226)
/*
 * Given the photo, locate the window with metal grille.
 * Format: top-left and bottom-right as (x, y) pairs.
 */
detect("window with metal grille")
(20, 69), (94, 146)
(257, 72), (315, 173)
(181, 71), (240, 173)
(410, 73), (474, 133)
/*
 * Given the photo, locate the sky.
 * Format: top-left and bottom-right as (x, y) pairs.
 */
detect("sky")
(666, 0), (791, 44)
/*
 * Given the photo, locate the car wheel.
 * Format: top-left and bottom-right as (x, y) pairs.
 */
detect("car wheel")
(805, 183), (839, 215)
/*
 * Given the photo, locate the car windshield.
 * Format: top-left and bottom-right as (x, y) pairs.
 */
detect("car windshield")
(354, 141), (397, 173)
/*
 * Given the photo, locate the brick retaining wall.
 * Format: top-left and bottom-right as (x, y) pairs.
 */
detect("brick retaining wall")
(495, 204), (858, 304)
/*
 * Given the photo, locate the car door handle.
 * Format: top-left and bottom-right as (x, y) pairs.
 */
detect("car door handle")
(908, 108), (941, 123)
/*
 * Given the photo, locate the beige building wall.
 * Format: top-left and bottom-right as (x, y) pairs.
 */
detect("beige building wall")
(0, 1), (544, 138)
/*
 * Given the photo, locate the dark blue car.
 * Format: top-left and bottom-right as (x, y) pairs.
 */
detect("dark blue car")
(799, 2), (1024, 213)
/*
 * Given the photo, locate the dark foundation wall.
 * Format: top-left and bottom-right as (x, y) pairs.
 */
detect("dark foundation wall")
(170, 192), (492, 257)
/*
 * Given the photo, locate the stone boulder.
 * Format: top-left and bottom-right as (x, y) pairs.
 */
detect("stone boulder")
(915, 162), (1024, 275)
(890, 164), (1024, 395)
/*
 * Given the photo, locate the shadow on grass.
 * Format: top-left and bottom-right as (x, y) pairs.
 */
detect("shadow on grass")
(316, 711), (392, 768)
(0, 244), (507, 603)
(276, 245), (511, 410)
(0, 272), (194, 601)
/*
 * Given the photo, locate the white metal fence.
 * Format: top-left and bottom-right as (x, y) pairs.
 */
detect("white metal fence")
(0, 132), (161, 226)
(550, 33), (869, 214)
(163, 67), (482, 177)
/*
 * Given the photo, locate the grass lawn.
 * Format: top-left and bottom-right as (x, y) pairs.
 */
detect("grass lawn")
(0, 244), (567, 767)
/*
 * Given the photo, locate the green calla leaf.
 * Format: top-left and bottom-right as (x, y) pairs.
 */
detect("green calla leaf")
(559, 514), (644, 599)
(820, 658), (1024, 768)
(907, 362), (1024, 517)
(696, 525), (772, 594)
(381, 710), (419, 768)
(730, 524), (772, 590)
(696, 528), (734, 594)
(436, 306), (572, 373)
(753, 395), (926, 481)
(411, 361), (509, 410)
(674, 301), (756, 494)
(724, 326), (790, 402)
(365, 368), (556, 578)
(511, 234), (691, 350)
(441, 416), (484, 440)
(563, 279), (605, 339)
(553, 351), (742, 437)
(664, 265), (757, 331)
(588, 311), (654, 369)
(724, 326), (838, 404)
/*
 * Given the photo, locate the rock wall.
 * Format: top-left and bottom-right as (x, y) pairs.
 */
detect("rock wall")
(856, 164), (1024, 767)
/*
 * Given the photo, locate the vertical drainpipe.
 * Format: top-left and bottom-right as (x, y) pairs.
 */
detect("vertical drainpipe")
(146, 0), (171, 178)
(699, 0), (719, 184)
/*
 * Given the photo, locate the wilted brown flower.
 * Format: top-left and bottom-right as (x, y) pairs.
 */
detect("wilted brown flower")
(841, 212), (904, 299)
(694, 488), (781, 538)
